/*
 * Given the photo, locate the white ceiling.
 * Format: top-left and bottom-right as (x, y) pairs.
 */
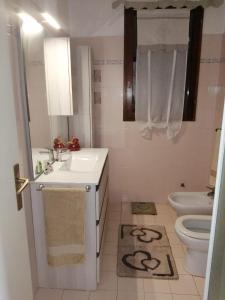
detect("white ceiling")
(203, 1), (225, 34)
(67, 0), (124, 37)
(66, 0), (225, 37)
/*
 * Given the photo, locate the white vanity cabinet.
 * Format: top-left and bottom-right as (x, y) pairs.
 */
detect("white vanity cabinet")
(96, 159), (109, 283)
(31, 151), (109, 291)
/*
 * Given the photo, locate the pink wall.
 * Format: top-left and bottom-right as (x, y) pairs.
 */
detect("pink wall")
(72, 34), (224, 203)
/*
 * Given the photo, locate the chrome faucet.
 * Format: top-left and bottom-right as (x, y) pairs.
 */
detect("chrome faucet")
(39, 148), (54, 162)
(207, 186), (215, 198)
(43, 161), (53, 175)
(55, 148), (68, 162)
(56, 148), (63, 162)
(48, 148), (54, 162)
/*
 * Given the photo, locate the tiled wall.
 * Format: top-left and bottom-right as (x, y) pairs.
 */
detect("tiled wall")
(71, 34), (224, 203)
(201, 34), (225, 130)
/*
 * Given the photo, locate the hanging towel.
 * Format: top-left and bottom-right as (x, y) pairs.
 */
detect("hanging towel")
(42, 187), (86, 267)
(209, 129), (221, 187)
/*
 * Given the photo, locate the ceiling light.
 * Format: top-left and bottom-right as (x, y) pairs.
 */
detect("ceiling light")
(41, 12), (61, 30)
(18, 12), (43, 34)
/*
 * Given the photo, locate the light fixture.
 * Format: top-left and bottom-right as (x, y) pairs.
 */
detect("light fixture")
(41, 12), (61, 30)
(18, 12), (43, 34)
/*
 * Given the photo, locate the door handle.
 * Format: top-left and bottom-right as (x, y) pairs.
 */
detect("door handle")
(14, 164), (29, 211)
(16, 177), (29, 195)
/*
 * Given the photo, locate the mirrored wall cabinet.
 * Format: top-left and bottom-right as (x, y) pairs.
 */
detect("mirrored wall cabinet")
(44, 37), (74, 116)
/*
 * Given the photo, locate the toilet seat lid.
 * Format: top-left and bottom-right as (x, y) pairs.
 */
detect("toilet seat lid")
(175, 215), (211, 240)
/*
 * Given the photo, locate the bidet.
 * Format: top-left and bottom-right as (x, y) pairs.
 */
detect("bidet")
(168, 192), (213, 216)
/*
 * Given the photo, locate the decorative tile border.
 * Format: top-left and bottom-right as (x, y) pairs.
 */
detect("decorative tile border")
(94, 91), (101, 104)
(94, 69), (101, 82)
(106, 59), (123, 65)
(94, 59), (123, 66)
(29, 61), (44, 66)
(94, 59), (105, 65)
(29, 56), (225, 67)
(200, 57), (225, 64)
(94, 58), (225, 65)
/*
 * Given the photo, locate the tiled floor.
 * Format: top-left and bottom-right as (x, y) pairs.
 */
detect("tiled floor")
(35, 202), (205, 300)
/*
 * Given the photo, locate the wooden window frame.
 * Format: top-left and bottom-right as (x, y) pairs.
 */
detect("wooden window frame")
(123, 6), (204, 121)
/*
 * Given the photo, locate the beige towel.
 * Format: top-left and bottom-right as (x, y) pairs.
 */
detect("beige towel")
(209, 129), (221, 187)
(42, 187), (86, 267)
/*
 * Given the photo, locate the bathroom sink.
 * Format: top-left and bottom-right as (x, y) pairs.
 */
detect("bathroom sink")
(60, 152), (99, 172)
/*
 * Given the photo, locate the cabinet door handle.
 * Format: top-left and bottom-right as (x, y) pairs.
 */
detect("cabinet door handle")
(14, 164), (29, 211)
(16, 177), (29, 195)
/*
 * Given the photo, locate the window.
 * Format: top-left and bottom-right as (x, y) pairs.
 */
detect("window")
(123, 6), (204, 121)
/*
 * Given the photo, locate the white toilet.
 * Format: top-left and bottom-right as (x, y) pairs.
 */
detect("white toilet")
(175, 215), (211, 277)
(168, 192), (213, 216)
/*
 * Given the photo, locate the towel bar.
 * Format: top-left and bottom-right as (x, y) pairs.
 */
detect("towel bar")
(36, 184), (91, 192)
(36, 184), (45, 191)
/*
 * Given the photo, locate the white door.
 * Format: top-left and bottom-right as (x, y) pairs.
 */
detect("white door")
(0, 1), (33, 300)
(204, 97), (225, 300)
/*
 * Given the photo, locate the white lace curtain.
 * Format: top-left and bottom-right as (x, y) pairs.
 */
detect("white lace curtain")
(135, 44), (187, 139)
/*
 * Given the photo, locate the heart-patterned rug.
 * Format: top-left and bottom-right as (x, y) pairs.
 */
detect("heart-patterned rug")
(131, 202), (157, 215)
(117, 224), (178, 280)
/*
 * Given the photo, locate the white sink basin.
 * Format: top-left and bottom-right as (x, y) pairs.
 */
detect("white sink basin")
(60, 152), (99, 172)
(35, 148), (108, 185)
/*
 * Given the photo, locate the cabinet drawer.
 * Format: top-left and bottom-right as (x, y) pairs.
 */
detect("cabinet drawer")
(96, 158), (108, 220)
(96, 183), (109, 254)
(97, 222), (107, 284)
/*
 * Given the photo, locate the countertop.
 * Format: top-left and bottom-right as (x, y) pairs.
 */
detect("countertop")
(34, 148), (108, 185)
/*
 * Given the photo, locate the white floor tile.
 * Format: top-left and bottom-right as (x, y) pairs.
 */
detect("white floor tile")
(174, 258), (189, 275)
(164, 224), (176, 232)
(121, 202), (131, 213)
(35, 288), (63, 300)
(121, 216), (136, 224)
(103, 242), (118, 255)
(171, 246), (185, 259)
(108, 202), (121, 212)
(143, 279), (171, 294)
(155, 218), (174, 227)
(101, 255), (117, 272)
(118, 277), (144, 292)
(194, 277), (205, 295)
(156, 206), (176, 218)
(117, 291), (145, 300)
(105, 229), (118, 243)
(107, 220), (120, 230)
(169, 210), (177, 219)
(62, 290), (89, 300)
(139, 215), (157, 225)
(89, 290), (117, 300)
(108, 211), (121, 221)
(172, 295), (201, 300)
(155, 203), (171, 211)
(145, 293), (173, 300)
(169, 275), (198, 295)
(166, 231), (182, 246)
(121, 216), (155, 226)
(97, 272), (117, 290)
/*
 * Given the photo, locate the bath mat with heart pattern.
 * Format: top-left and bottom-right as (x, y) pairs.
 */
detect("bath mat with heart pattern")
(131, 202), (157, 215)
(119, 224), (169, 247)
(117, 224), (178, 280)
